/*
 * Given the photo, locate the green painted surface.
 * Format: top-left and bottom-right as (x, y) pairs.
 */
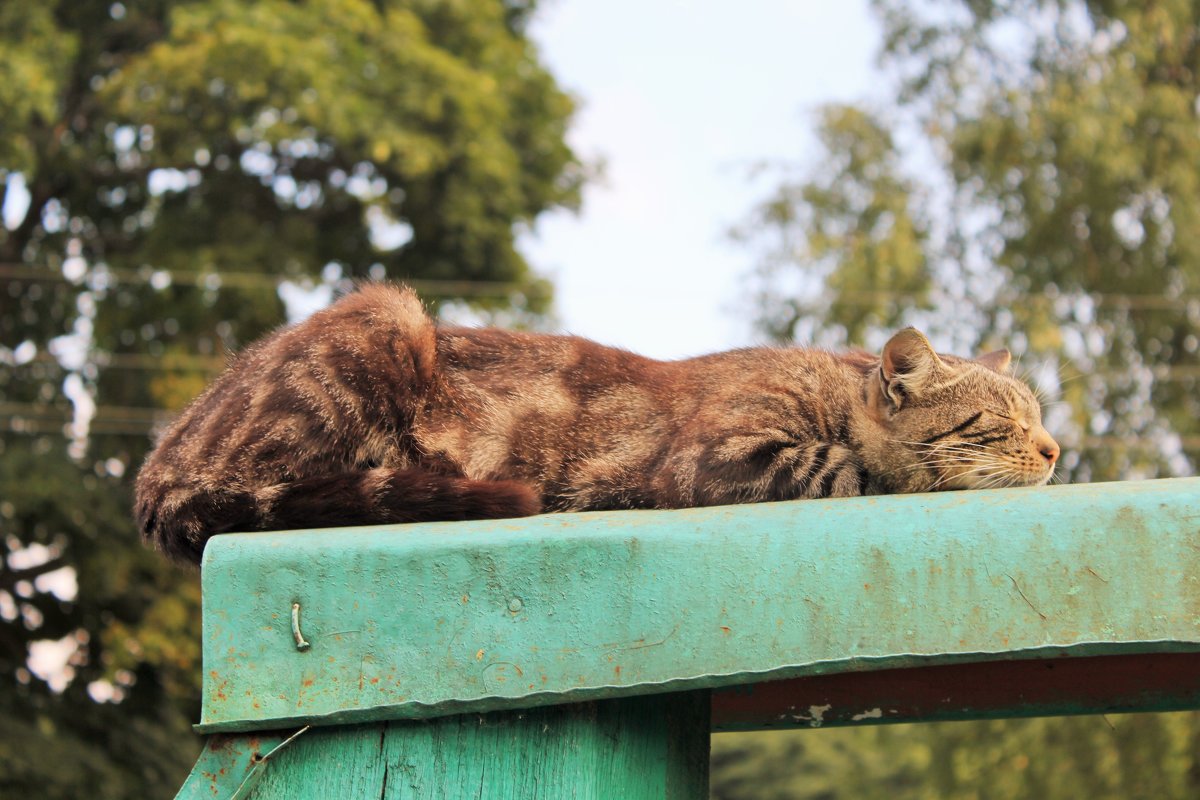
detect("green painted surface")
(178, 693), (709, 799)
(197, 478), (1200, 733)
(175, 730), (291, 799)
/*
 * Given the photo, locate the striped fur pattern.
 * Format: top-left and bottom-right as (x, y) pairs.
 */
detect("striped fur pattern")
(135, 284), (1060, 565)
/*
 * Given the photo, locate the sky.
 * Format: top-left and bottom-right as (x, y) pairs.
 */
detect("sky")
(520, 1), (879, 359)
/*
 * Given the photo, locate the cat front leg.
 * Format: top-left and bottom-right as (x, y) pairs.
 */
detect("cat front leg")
(692, 433), (868, 505)
(796, 443), (868, 498)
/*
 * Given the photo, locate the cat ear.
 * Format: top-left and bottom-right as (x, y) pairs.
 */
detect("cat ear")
(880, 328), (945, 408)
(976, 348), (1012, 373)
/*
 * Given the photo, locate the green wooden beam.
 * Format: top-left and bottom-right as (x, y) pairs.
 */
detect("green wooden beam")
(196, 477), (1200, 734)
(178, 693), (709, 799)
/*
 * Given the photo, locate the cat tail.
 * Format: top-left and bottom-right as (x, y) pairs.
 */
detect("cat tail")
(137, 468), (542, 566)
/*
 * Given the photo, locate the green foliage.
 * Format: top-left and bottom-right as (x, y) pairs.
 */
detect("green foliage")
(733, 105), (931, 346)
(95, 0), (581, 289)
(0, 1), (581, 796)
(727, 0), (1200, 796)
(0, 435), (202, 798)
(713, 712), (1200, 799)
(0, 5), (77, 174)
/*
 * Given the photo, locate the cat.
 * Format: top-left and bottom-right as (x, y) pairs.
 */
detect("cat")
(134, 283), (1060, 565)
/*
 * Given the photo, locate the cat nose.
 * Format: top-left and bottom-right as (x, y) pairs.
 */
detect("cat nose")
(1032, 428), (1059, 466)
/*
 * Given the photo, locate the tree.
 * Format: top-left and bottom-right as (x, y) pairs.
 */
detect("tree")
(740, 0), (1200, 484)
(0, 1), (582, 795)
(712, 712), (1200, 800)
(732, 104), (932, 348)
(723, 1), (1200, 796)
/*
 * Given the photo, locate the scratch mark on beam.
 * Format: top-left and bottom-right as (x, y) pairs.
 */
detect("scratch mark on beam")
(1007, 574), (1047, 620)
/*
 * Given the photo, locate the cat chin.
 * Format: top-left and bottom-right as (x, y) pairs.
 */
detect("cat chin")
(1023, 467), (1056, 487)
(956, 469), (1054, 490)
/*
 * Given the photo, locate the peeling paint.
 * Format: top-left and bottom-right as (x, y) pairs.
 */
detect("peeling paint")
(851, 708), (883, 721)
(790, 703), (834, 728)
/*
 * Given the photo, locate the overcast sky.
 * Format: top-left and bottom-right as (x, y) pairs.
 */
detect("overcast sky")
(521, 1), (879, 359)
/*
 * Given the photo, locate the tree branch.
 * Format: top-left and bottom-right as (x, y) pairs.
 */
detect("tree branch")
(0, 171), (9, 226)
(0, 555), (70, 594)
(0, 177), (56, 264)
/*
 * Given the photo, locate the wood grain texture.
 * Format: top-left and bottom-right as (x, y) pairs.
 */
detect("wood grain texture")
(235, 692), (709, 799)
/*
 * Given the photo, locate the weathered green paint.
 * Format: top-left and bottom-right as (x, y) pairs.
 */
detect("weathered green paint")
(175, 730), (291, 799)
(177, 692), (709, 799)
(197, 477), (1200, 733)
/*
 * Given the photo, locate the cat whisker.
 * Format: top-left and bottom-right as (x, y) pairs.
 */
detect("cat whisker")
(971, 476), (1002, 491)
(890, 449), (1004, 470)
(972, 470), (1020, 490)
(915, 451), (1002, 463)
(929, 461), (999, 478)
(929, 443), (995, 453)
(893, 439), (993, 451)
(909, 449), (1008, 469)
(919, 459), (1005, 472)
(881, 452), (1002, 480)
(1055, 371), (1088, 387)
(916, 446), (997, 459)
(899, 444), (993, 459)
(927, 462), (1009, 490)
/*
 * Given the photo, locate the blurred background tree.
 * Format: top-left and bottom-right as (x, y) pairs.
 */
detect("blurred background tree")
(0, 1), (581, 796)
(717, 0), (1200, 796)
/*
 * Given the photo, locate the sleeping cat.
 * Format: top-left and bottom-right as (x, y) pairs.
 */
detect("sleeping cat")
(135, 283), (1060, 565)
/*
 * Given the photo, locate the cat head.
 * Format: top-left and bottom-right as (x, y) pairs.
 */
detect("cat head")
(870, 328), (1059, 491)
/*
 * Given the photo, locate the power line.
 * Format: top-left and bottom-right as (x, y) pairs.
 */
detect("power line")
(0, 420), (157, 437)
(4, 262), (1200, 308)
(0, 263), (529, 298)
(0, 403), (169, 421)
(95, 352), (226, 370)
(817, 290), (1200, 311)
(21, 352), (226, 372)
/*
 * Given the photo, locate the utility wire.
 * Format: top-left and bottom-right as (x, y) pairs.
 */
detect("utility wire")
(0, 403), (170, 424)
(20, 353), (226, 372)
(0, 263), (528, 298)
(808, 290), (1200, 311)
(4, 263), (1199, 307)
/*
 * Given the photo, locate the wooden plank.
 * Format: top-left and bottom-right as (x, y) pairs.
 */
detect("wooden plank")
(177, 693), (709, 799)
(196, 477), (1200, 732)
(712, 651), (1200, 731)
(175, 731), (291, 799)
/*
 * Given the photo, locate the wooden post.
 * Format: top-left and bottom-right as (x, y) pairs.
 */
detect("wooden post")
(178, 692), (709, 799)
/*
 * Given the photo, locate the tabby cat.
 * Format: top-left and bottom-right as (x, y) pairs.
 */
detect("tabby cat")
(135, 284), (1059, 565)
